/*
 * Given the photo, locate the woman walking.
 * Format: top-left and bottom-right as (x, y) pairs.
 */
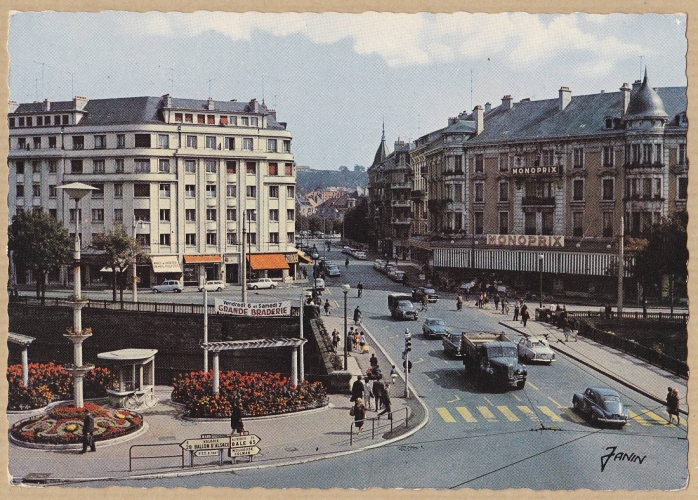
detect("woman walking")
(351, 398), (366, 434)
(324, 299), (331, 316)
(363, 380), (374, 410)
(667, 388), (680, 424)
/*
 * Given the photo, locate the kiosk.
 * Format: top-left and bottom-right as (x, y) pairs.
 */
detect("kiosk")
(97, 348), (158, 409)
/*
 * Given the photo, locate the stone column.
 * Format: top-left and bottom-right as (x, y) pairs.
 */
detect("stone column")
(291, 347), (298, 387)
(21, 347), (29, 388)
(212, 353), (220, 395)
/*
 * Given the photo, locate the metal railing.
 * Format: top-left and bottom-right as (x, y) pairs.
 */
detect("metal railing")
(129, 442), (184, 472)
(349, 408), (409, 445)
(566, 309), (688, 324)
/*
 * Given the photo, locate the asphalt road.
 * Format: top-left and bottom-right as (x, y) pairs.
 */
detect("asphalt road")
(58, 244), (689, 490)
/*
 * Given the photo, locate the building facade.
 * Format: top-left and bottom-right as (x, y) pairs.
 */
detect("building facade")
(8, 94), (298, 287)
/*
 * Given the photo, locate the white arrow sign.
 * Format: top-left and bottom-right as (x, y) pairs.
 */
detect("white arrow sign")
(180, 437), (231, 451)
(194, 449), (222, 457)
(229, 446), (261, 457)
(230, 434), (261, 448)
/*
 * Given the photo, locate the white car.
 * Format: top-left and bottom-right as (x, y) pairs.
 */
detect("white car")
(152, 280), (183, 293)
(373, 259), (387, 270)
(518, 336), (556, 364)
(311, 278), (326, 290)
(352, 250), (367, 260)
(246, 278), (276, 290)
(199, 280), (225, 292)
(326, 265), (341, 277)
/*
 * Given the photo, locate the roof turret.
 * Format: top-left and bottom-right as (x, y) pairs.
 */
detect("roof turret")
(372, 122), (389, 166)
(624, 69), (668, 121)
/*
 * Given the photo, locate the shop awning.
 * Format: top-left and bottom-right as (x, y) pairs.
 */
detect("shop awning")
(184, 254), (222, 264)
(151, 255), (182, 273)
(298, 252), (312, 264)
(248, 254), (290, 271)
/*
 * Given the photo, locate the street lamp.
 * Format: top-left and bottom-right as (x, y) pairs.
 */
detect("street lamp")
(463, 207), (476, 273)
(312, 244), (319, 300)
(538, 254), (544, 309)
(342, 284), (350, 370)
(132, 219), (144, 302)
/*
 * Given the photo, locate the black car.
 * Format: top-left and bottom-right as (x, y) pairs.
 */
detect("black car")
(572, 387), (628, 427)
(412, 287), (439, 303)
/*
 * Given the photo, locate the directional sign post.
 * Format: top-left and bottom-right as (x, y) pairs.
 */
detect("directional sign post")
(230, 434), (261, 448)
(180, 434), (262, 467)
(229, 434), (262, 463)
(229, 446), (261, 457)
(180, 436), (231, 451)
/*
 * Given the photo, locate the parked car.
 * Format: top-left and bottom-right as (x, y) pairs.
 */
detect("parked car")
(311, 278), (326, 290)
(390, 270), (406, 282)
(517, 336), (555, 364)
(199, 280), (225, 292)
(246, 278), (277, 290)
(152, 280), (183, 293)
(422, 318), (450, 338)
(442, 331), (463, 358)
(412, 287), (439, 303)
(352, 250), (367, 260)
(373, 259), (387, 270)
(572, 387), (628, 428)
(326, 265), (341, 277)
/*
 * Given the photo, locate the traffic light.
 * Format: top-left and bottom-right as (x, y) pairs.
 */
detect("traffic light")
(404, 330), (412, 352)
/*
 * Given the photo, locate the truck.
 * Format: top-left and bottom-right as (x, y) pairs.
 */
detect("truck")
(388, 293), (418, 320)
(460, 332), (527, 390)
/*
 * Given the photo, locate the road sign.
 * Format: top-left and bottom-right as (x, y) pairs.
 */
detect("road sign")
(229, 446), (260, 457)
(180, 437), (231, 451)
(194, 449), (222, 457)
(230, 434), (261, 448)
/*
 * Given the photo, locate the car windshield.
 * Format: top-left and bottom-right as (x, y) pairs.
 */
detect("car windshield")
(424, 289), (436, 294)
(601, 398), (623, 413)
(531, 341), (547, 348)
(429, 319), (445, 326)
(398, 300), (413, 309)
(487, 346), (518, 358)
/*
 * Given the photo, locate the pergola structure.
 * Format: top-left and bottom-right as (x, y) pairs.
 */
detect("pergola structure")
(8, 332), (35, 388)
(201, 338), (308, 394)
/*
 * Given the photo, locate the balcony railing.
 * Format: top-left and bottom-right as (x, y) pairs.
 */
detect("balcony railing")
(624, 161), (664, 169)
(391, 217), (412, 225)
(443, 170), (465, 177)
(391, 199), (411, 207)
(391, 182), (413, 190)
(521, 196), (556, 206)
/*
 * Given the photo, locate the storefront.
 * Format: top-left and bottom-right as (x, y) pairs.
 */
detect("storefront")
(224, 254), (241, 285)
(248, 253), (290, 281)
(151, 255), (183, 284)
(183, 254), (222, 287)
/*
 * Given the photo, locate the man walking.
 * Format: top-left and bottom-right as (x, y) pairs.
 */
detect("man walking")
(377, 384), (392, 420)
(81, 409), (96, 453)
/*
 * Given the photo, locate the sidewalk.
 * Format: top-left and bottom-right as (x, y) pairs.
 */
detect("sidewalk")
(498, 318), (688, 414)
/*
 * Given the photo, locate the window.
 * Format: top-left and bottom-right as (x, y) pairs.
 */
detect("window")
(32, 161), (41, 173)
(226, 184), (236, 197)
(8, 117), (14, 128)
(17, 138), (27, 150)
(655, 144), (663, 164)
(285, 163), (293, 176)
(205, 136), (216, 149)
(160, 209), (171, 222)
(250, 117), (258, 126)
(474, 182), (484, 202)
(133, 209), (150, 221)
(175, 113), (183, 122)
(678, 177), (688, 200)
(227, 233), (237, 245)
(93, 160), (105, 174)
(48, 136), (57, 149)
(33, 137), (41, 149)
(158, 159), (170, 173)
(92, 183), (104, 198)
(206, 209), (217, 221)
(16, 161), (25, 174)
(226, 160), (237, 174)
(116, 134), (125, 148)
(268, 162), (278, 175)
(158, 134), (169, 149)
(287, 186), (295, 197)
(206, 232), (217, 246)
(287, 232), (295, 243)
(205, 160), (217, 173)
(269, 185), (279, 198)
(283, 140), (291, 153)
(573, 148), (584, 168)
(114, 183), (123, 198)
(186, 135), (198, 149)
(474, 212), (484, 235)
(228, 116), (237, 126)
(135, 159), (151, 173)
(678, 143), (687, 165)
(631, 143), (641, 163)
(185, 233), (196, 246)
(474, 154), (484, 172)
(49, 209), (57, 219)
(92, 209), (104, 222)
(185, 209), (196, 222)
(227, 208), (237, 221)
(32, 184), (41, 197)
(185, 184), (196, 197)
(246, 161), (256, 174)
(134, 184), (150, 197)
(185, 160), (196, 173)
(241, 117), (249, 126)
(602, 212), (613, 237)
(454, 155), (463, 172)
(524, 212), (536, 235)
(498, 181), (509, 202)
(225, 137), (235, 150)
(572, 179), (584, 201)
(135, 134), (151, 148)
(247, 186), (257, 198)
(267, 139), (277, 152)
(573, 212), (583, 237)
(114, 209), (123, 223)
(603, 147), (614, 167)
(602, 178), (614, 200)
(185, 113), (193, 123)
(136, 234), (151, 246)
(48, 159), (57, 173)
(206, 185), (217, 198)
(269, 209), (279, 221)
(49, 185), (57, 198)
(287, 209), (295, 221)
(197, 114), (205, 124)
(246, 209), (257, 222)
(72, 136), (84, 150)
(243, 138), (253, 151)
(498, 153), (509, 172)
(642, 144), (653, 164)
(542, 212), (553, 235)
(499, 212), (509, 234)
(69, 208), (80, 222)
(207, 115), (215, 125)
(269, 232), (279, 244)
(246, 233), (257, 245)
(159, 233), (171, 246)
(71, 160), (83, 174)
(159, 184), (171, 198)
(115, 159), (124, 173)
(94, 135), (106, 149)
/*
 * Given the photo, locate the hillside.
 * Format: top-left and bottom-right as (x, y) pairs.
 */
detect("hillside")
(296, 168), (368, 194)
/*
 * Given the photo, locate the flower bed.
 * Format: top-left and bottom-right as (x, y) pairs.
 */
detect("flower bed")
(7, 363), (117, 411)
(171, 370), (328, 418)
(10, 401), (143, 445)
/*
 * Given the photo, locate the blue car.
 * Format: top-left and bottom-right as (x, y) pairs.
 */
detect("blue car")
(422, 318), (449, 338)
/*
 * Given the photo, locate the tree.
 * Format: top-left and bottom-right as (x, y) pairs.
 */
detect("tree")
(344, 198), (369, 243)
(353, 164), (366, 173)
(8, 210), (72, 304)
(338, 165), (349, 173)
(91, 227), (147, 303)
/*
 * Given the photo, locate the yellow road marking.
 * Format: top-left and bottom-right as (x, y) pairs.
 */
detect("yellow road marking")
(662, 410), (687, 426)
(436, 407), (456, 423)
(511, 393), (522, 402)
(537, 405), (563, 422)
(446, 394), (460, 403)
(547, 397), (564, 408)
(477, 406), (498, 421)
(527, 381), (539, 391)
(561, 408), (585, 423)
(483, 397), (494, 406)
(644, 410), (670, 425)
(627, 410), (650, 426)
(497, 406), (520, 422)
(455, 406), (478, 423)
(517, 406), (539, 421)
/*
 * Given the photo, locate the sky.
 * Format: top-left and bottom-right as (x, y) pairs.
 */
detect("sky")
(7, 11), (687, 170)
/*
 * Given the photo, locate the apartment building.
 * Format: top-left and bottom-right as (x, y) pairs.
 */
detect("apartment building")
(8, 94), (298, 287)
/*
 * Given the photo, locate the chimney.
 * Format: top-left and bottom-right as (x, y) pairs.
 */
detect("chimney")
(473, 105), (484, 135)
(162, 94), (172, 108)
(448, 117), (457, 126)
(620, 82), (631, 116)
(43, 99), (51, 111)
(8, 100), (19, 113)
(558, 86), (571, 111)
(484, 102), (491, 113)
(73, 95), (88, 110)
(250, 98), (259, 113)
(502, 95), (513, 110)
(207, 97), (215, 110)
(632, 79), (642, 92)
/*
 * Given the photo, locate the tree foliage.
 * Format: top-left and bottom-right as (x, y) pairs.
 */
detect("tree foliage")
(8, 210), (72, 303)
(91, 227), (147, 302)
(344, 198), (369, 243)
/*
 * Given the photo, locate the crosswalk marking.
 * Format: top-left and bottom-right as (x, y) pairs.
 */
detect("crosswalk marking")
(537, 405), (563, 422)
(662, 410), (687, 426)
(547, 397), (564, 408)
(644, 410), (670, 425)
(627, 410), (651, 426)
(527, 382), (539, 391)
(477, 406), (498, 421)
(436, 407), (456, 423)
(497, 406), (520, 422)
(511, 393), (522, 402)
(483, 397), (494, 406)
(517, 405), (539, 421)
(455, 406), (478, 423)
(546, 397), (585, 423)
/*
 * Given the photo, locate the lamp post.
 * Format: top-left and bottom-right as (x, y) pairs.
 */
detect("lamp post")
(617, 215), (624, 315)
(312, 244), (319, 298)
(57, 182), (97, 409)
(342, 284), (350, 370)
(538, 254), (544, 309)
(132, 219), (144, 302)
(463, 207), (476, 273)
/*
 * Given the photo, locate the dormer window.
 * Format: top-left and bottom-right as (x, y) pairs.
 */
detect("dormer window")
(605, 117), (613, 129)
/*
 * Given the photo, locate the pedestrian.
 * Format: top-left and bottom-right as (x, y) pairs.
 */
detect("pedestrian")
(81, 409), (96, 453)
(562, 319), (572, 342)
(522, 307), (530, 327)
(502, 299), (509, 315)
(373, 378), (384, 410)
(353, 330), (360, 351)
(354, 305), (362, 325)
(359, 333), (367, 352)
(421, 294), (428, 312)
(456, 294), (463, 311)
(642, 296), (647, 319)
(370, 353), (378, 368)
(363, 380), (374, 410)
(347, 327), (354, 350)
(494, 294), (500, 311)
(230, 400), (245, 435)
(357, 281), (364, 298)
(513, 302), (520, 321)
(324, 299), (331, 316)
(351, 398), (366, 434)
(390, 365), (398, 384)
(350, 375), (364, 402)
(332, 329), (340, 351)
(667, 388), (681, 424)
(377, 386), (392, 420)
(345, 257), (350, 268)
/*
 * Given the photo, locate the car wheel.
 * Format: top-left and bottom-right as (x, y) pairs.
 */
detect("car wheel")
(516, 381), (526, 390)
(216, 287), (222, 292)
(591, 412), (599, 425)
(253, 285), (258, 290)
(271, 284), (276, 289)
(573, 398), (580, 410)
(153, 289), (159, 293)
(176, 289), (182, 293)
(199, 288), (203, 292)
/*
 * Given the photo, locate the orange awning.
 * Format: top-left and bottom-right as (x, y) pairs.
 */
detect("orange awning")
(298, 252), (312, 264)
(248, 254), (290, 271)
(184, 254), (221, 264)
